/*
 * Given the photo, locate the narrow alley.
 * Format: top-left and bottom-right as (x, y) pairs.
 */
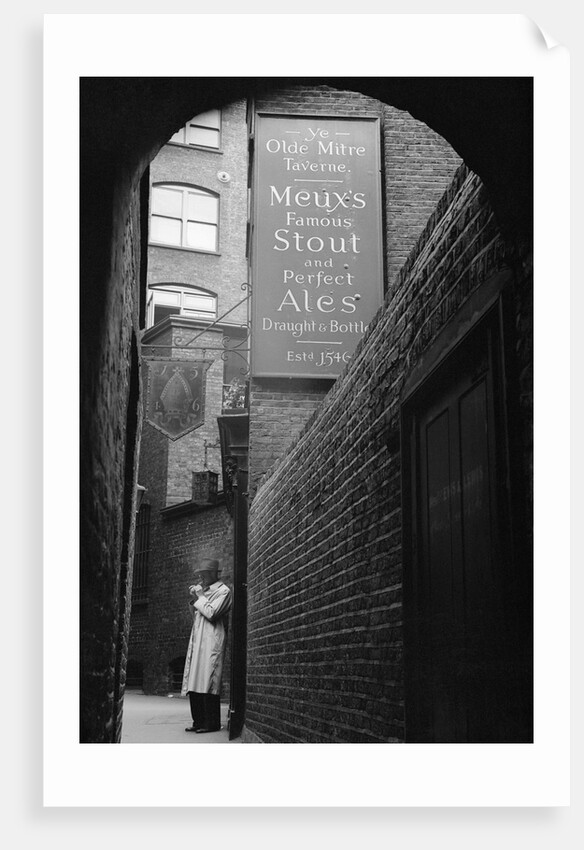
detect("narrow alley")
(121, 691), (241, 744)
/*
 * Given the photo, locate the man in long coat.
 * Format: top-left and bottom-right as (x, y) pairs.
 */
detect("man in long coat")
(181, 558), (232, 733)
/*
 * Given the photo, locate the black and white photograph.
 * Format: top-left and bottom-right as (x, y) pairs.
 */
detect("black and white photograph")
(79, 75), (535, 748)
(38, 12), (572, 816)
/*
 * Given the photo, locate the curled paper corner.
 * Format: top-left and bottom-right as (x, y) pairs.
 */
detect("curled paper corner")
(525, 15), (562, 50)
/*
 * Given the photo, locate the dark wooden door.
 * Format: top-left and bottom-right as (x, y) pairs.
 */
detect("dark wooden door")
(403, 309), (531, 742)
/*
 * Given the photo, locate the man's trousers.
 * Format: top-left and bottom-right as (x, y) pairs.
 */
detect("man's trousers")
(188, 691), (221, 731)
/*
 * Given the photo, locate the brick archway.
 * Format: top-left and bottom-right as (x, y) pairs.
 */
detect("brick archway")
(79, 77), (532, 742)
(81, 77), (532, 241)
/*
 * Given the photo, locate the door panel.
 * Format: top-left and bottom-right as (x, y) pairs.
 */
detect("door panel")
(403, 309), (530, 742)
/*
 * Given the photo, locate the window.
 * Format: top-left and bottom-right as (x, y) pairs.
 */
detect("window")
(169, 109), (221, 149)
(147, 284), (217, 328)
(150, 183), (219, 252)
(131, 503), (151, 604)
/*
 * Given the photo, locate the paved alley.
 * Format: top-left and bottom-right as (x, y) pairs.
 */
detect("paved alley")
(121, 691), (239, 744)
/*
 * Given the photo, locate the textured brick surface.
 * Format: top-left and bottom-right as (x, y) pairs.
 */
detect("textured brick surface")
(80, 172), (144, 743)
(246, 166), (532, 743)
(129, 503), (234, 697)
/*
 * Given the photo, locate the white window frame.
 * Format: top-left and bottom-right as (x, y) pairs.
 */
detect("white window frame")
(169, 109), (222, 150)
(146, 284), (218, 328)
(150, 183), (219, 252)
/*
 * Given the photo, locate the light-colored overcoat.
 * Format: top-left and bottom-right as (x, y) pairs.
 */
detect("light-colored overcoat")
(181, 581), (232, 696)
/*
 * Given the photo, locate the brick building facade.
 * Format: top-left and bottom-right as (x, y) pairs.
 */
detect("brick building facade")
(127, 100), (249, 699)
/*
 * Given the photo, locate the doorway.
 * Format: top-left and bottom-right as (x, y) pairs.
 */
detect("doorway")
(402, 303), (532, 742)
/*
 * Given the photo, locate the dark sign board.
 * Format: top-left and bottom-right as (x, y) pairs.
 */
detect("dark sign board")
(145, 359), (211, 440)
(251, 114), (384, 378)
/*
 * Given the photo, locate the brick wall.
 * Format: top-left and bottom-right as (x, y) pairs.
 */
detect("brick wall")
(245, 166), (532, 743)
(129, 502), (234, 697)
(382, 104), (464, 289)
(249, 378), (333, 496)
(80, 168), (144, 742)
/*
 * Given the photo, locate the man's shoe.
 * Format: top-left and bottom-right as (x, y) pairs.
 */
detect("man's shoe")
(185, 725), (198, 732)
(195, 726), (221, 734)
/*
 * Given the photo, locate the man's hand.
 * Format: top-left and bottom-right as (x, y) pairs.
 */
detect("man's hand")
(189, 584), (203, 597)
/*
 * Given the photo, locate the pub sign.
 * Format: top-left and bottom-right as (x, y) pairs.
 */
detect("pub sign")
(251, 114), (384, 378)
(145, 359), (211, 440)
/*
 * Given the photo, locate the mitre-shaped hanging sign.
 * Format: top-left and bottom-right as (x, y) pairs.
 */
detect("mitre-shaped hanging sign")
(144, 359), (212, 440)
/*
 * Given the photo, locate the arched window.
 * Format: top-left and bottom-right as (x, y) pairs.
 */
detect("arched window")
(150, 183), (219, 252)
(146, 284), (217, 328)
(169, 109), (221, 149)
